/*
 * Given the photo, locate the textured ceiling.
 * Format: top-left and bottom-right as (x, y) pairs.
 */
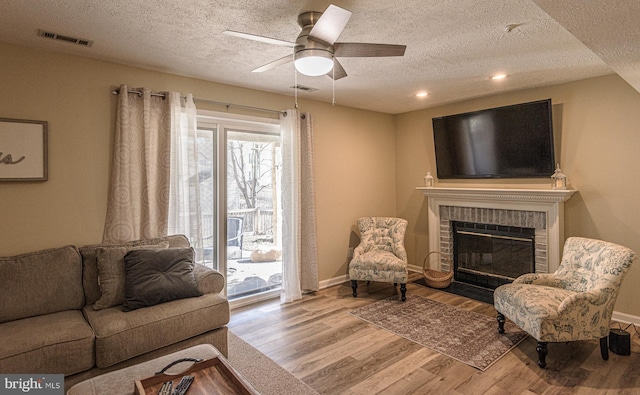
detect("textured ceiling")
(1, 1), (636, 114)
(533, 0), (640, 93)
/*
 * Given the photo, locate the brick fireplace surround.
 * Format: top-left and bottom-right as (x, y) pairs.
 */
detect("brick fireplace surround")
(418, 187), (576, 275)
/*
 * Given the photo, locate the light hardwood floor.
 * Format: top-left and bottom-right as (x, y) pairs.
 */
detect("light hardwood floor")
(228, 273), (640, 394)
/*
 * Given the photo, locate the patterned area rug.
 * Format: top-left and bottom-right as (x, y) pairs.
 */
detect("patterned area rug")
(349, 294), (527, 370)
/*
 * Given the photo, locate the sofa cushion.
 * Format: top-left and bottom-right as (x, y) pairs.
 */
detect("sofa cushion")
(122, 248), (202, 311)
(83, 293), (230, 368)
(80, 235), (190, 306)
(0, 245), (84, 324)
(93, 242), (169, 310)
(0, 310), (95, 375)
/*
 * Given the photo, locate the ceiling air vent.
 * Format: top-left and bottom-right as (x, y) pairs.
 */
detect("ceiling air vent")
(290, 85), (319, 92)
(37, 29), (94, 47)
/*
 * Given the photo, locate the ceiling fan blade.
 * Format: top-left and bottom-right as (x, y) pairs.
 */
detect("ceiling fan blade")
(223, 30), (295, 47)
(334, 42), (406, 57)
(252, 54), (293, 73)
(328, 59), (347, 80)
(308, 4), (352, 46)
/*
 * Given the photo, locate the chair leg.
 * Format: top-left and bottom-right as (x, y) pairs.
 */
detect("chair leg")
(600, 336), (609, 361)
(497, 313), (506, 334)
(536, 342), (548, 368)
(400, 283), (406, 301)
(351, 280), (358, 298)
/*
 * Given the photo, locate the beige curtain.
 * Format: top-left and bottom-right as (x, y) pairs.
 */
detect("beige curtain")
(280, 110), (319, 303)
(167, 92), (204, 260)
(103, 85), (171, 243)
(299, 112), (319, 292)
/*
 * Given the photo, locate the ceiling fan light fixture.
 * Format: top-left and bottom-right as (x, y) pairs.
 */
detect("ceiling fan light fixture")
(294, 49), (334, 76)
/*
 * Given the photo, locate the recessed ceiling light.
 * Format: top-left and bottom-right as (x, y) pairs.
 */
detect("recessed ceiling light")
(492, 74), (507, 80)
(416, 92), (428, 98)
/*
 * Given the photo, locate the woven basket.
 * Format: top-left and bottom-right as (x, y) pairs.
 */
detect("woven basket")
(422, 251), (453, 289)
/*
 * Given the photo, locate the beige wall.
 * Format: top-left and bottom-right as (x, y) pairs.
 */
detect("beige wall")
(0, 42), (397, 283)
(396, 74), (640, 317)
(4, 42), (640, 318)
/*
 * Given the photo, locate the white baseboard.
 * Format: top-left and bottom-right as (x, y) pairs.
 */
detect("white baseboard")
(612, 311), (640, 327)
(318, 269), (425, 290)
(408, 264), (422, 273)
(319, 268), (430, 290)
(319, 274), (349, 290)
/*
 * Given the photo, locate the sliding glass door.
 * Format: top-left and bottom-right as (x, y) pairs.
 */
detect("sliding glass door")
(226, 129), (282, 299)
(197, 112), (282, 303)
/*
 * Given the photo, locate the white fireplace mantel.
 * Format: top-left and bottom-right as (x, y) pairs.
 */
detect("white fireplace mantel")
(417, 187), (576, 203)
(417, 187), (577, 274)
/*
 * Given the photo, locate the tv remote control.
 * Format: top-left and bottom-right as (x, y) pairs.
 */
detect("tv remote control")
(158, 380), (172, 395)
(171, 375), (194, 395)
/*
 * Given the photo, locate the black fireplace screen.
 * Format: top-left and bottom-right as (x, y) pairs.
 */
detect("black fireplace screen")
(453, 221), (535, 288)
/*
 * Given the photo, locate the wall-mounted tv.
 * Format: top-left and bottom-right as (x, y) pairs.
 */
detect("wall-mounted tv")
(432, 99), (555, 179)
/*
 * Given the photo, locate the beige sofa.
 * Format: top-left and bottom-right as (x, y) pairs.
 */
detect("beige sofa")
(0, 235), (230, 389)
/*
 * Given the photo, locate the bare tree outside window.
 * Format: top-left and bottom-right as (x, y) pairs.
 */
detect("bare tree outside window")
(227, 138), (280, 240)
(227, 141), (271, 211)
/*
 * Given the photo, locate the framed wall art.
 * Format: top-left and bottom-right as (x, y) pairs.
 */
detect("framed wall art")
(0, 118), (48, 181)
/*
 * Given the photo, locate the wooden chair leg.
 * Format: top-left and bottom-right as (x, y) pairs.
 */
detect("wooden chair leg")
(536, 342), (548, 368)
(351, 280), (358, 297)
(600, 336), (609, 360)
(400, 283), (406, 301)
(497, 313), (506, 334)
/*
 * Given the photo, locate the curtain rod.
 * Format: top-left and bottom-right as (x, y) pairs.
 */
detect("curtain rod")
(111, 88), (286, 116)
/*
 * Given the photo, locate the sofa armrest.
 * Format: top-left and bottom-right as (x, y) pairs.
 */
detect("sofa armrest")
(194, 264), (225, 294)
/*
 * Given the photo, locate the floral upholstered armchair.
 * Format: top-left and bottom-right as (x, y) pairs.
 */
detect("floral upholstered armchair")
(494, 237), (636, 368)
(349, 217), (409, 301)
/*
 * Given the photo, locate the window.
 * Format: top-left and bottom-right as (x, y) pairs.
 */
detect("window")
(197, 111), (282, 303)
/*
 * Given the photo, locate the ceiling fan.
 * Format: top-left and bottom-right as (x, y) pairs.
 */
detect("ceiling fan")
(223, 4), (406, 80)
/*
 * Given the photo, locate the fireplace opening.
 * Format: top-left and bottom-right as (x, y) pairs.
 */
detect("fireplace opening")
(453, 221), (535, 289)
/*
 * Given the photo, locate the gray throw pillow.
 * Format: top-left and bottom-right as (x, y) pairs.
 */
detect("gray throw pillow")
(93, 242), (169, 310)
(122, 247), (202, 312)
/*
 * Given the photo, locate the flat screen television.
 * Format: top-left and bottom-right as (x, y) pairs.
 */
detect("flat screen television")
(432, 99), (555, 179)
